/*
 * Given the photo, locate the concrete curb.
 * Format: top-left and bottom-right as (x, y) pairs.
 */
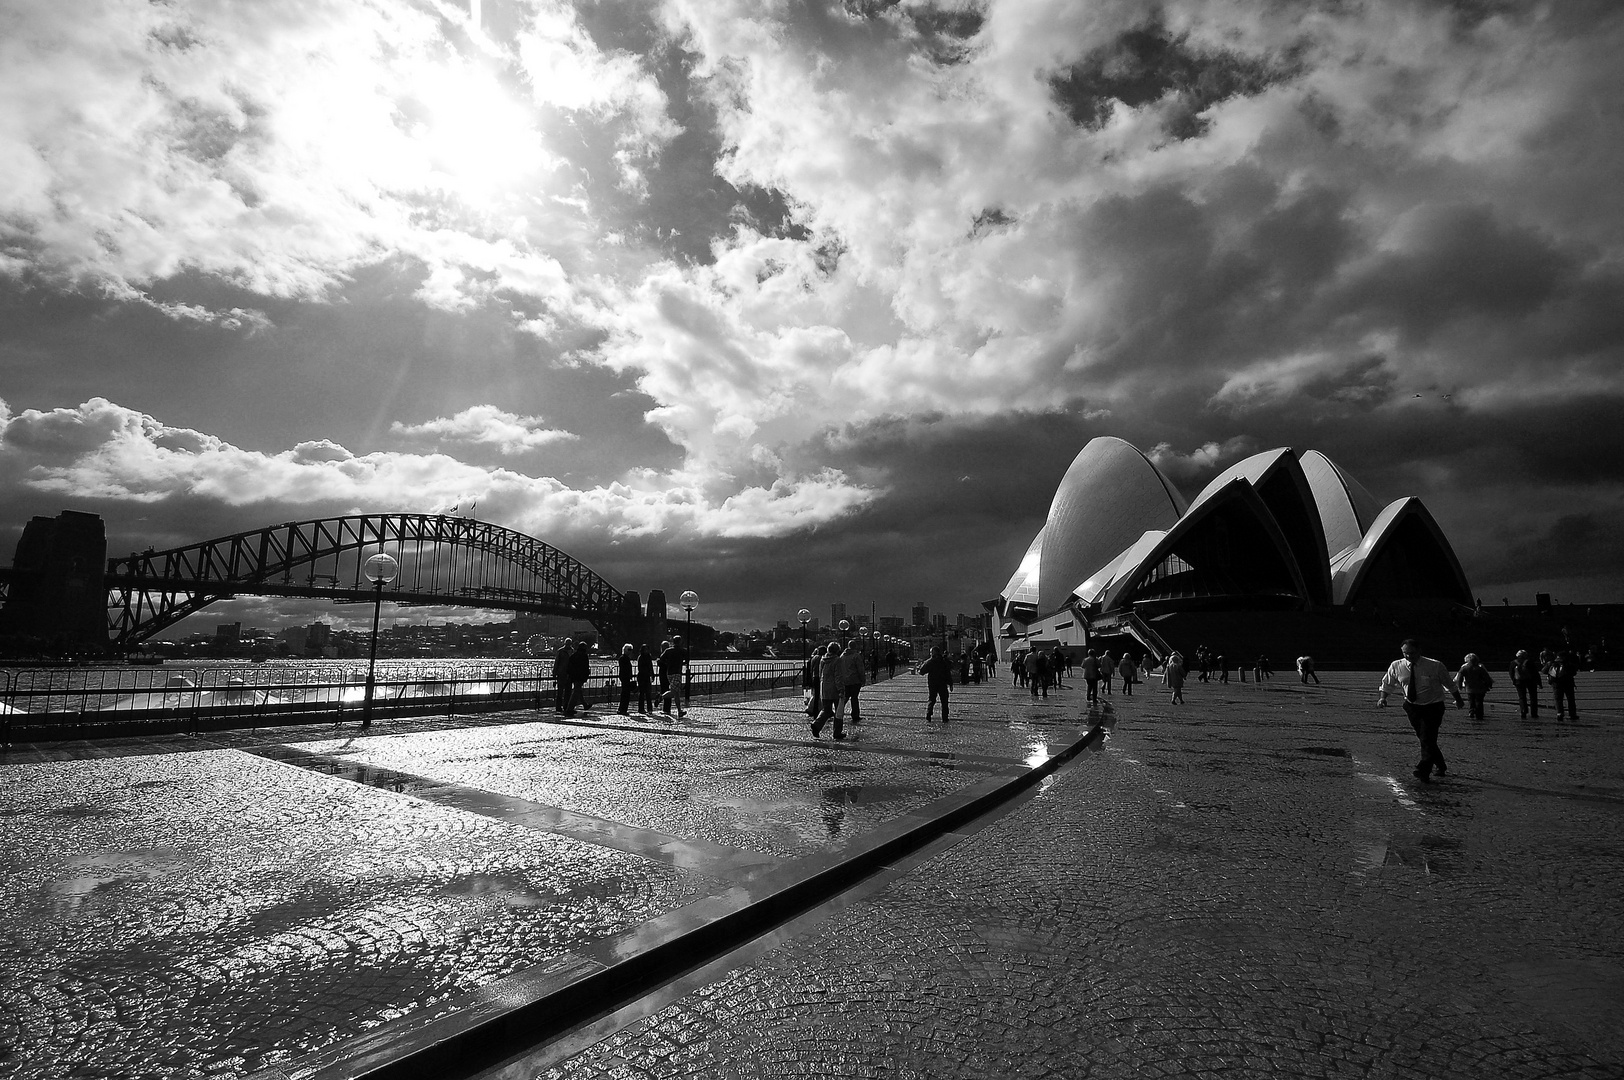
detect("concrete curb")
(257, 721), (1107, 1080)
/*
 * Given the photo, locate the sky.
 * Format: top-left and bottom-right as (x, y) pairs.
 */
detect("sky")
(2, 0), (1621, 634)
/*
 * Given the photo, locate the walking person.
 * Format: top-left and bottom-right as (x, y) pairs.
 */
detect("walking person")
(1378, 638), (1463, 782)
(920, 645), (952, 722)
(1297, 655), (1320, 685)
(1118, 651), (1136, 696)
(1550, 645), (1580, 720)
(802, 649), (822, 720)
(1081, 649), (1101, 704)
(839, 640), (866, 725)
(657, 640), (686, 717)
(1510, 649), (1541, 718)
(1457, 653), (1493, 720)
(636, 644), (654, 714)
(812, 642), (845, 739)
(617, 644), (634, 715)
(1166, 651), (1187, 704)
(1101, 650), (1114, 696)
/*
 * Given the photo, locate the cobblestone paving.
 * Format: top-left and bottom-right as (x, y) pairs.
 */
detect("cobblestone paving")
(0, 686), (1088, 1080)
(0, 748), (722, 1079)
(505, 671), (1624, 1080)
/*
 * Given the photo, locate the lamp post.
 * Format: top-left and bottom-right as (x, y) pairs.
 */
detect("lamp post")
(859, 625), (872, 680)
(798, 608), (810, 663)
(361, 552), (399, 730)
(679, 590), (698, 706)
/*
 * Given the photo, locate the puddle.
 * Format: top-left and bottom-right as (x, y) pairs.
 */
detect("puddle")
(46, 804), (119, 819)
(45, 848), (186, 909)
(443, 873), (552, 909)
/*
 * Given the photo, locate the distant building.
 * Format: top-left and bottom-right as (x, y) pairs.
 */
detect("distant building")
(0, 510), (108, 651)
(911, 601), (929, 630)
(830, 602), (847, 626)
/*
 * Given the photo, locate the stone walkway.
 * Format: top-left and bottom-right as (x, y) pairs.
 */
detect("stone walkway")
(2, 670), (1620, 1079)
(487, 670), (1624, 1080)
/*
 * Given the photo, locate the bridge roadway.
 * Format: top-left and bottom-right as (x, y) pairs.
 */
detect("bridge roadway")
(1, 672), (1621, 1079)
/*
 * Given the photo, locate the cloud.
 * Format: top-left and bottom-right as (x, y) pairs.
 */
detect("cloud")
(5, 2), (1624, 613)
(391, 405), (577, 455)
(0, 396), (873, 540)
(1146, 436), (1257, 481)
(0, 0), (669, 323)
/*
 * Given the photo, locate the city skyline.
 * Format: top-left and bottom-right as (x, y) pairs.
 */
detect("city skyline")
(4, 1), (1622, 634)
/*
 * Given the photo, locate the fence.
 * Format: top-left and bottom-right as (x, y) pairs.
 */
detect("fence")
(0, 660), (833, 741)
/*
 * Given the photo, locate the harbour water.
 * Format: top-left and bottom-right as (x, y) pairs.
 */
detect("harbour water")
(0, 657), (807, 716)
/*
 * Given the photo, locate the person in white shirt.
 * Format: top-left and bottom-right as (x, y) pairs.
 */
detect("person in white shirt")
(1377, 638), (1463, 782)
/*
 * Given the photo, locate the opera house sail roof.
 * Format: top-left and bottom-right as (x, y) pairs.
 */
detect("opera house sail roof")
(1035, 437), (1186, 615)
(994, 439), (1470, 639)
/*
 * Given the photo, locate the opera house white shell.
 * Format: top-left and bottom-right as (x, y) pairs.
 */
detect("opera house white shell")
(991, 439), (1471, 657)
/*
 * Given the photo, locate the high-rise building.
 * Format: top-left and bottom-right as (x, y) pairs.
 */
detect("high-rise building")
(830, 602), (847, 625)
(911, 601), (930, 629)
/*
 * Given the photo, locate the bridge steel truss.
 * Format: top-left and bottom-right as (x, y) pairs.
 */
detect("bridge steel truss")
(105, 514), (627, 650)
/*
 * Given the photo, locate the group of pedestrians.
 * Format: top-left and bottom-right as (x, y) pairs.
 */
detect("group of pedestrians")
(1380, 637), (1588, 784)
(1507, 646), (1582, 720)
(554, 638), (688, 719)
(805, 640), (869, 739)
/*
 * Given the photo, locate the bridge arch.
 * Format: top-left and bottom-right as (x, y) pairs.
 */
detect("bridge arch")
(105, 514), (629, 649)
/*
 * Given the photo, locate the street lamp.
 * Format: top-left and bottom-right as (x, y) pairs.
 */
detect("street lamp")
(859, 625), (872, 679)
(798, 608), (810, 663)
(679, 590), (698, 706)
(361, 551), (399, 729)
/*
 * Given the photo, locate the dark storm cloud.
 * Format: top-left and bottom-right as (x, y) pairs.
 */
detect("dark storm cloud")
(1049, 16), (1300, 139)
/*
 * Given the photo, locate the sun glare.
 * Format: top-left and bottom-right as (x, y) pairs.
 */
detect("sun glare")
(408, 61), (550, 203)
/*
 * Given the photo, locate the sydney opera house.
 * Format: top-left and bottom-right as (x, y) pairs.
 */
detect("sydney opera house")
(989, 438), (1471, 660)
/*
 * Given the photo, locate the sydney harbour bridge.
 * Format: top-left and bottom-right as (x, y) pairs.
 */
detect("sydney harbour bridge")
(0, 511), (667, 653)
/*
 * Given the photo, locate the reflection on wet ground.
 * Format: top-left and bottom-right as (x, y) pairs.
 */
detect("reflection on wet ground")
(0, 677), (1096, 1080)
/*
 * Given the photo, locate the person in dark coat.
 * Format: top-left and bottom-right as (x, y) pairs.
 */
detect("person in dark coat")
(802, 651), (822, 719)
(552, 641), (573, 713)
(1080, 649), (1101, 704)
(1510, 649), (1541, 718)
(617, 644), (634, 715)
(1456, 653), (1493, 719)
(567, 640), (591, 714)
(920, 646), (952, 722)
(636, 644), (654, 714)
(1550, 646), (1580, 720)
(657, 640), (685, 716)
(1117, 652), (1136, 696)
(812, 642), (845, 739)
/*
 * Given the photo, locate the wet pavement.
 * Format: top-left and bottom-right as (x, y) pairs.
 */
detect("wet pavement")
(2, 670), (1621, 1078)
(0, 676), (1090, 1080)
(485, 671), (1624, 1080)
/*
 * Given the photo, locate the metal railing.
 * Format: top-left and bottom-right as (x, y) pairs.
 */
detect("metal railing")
(0, 659), (849, 739)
